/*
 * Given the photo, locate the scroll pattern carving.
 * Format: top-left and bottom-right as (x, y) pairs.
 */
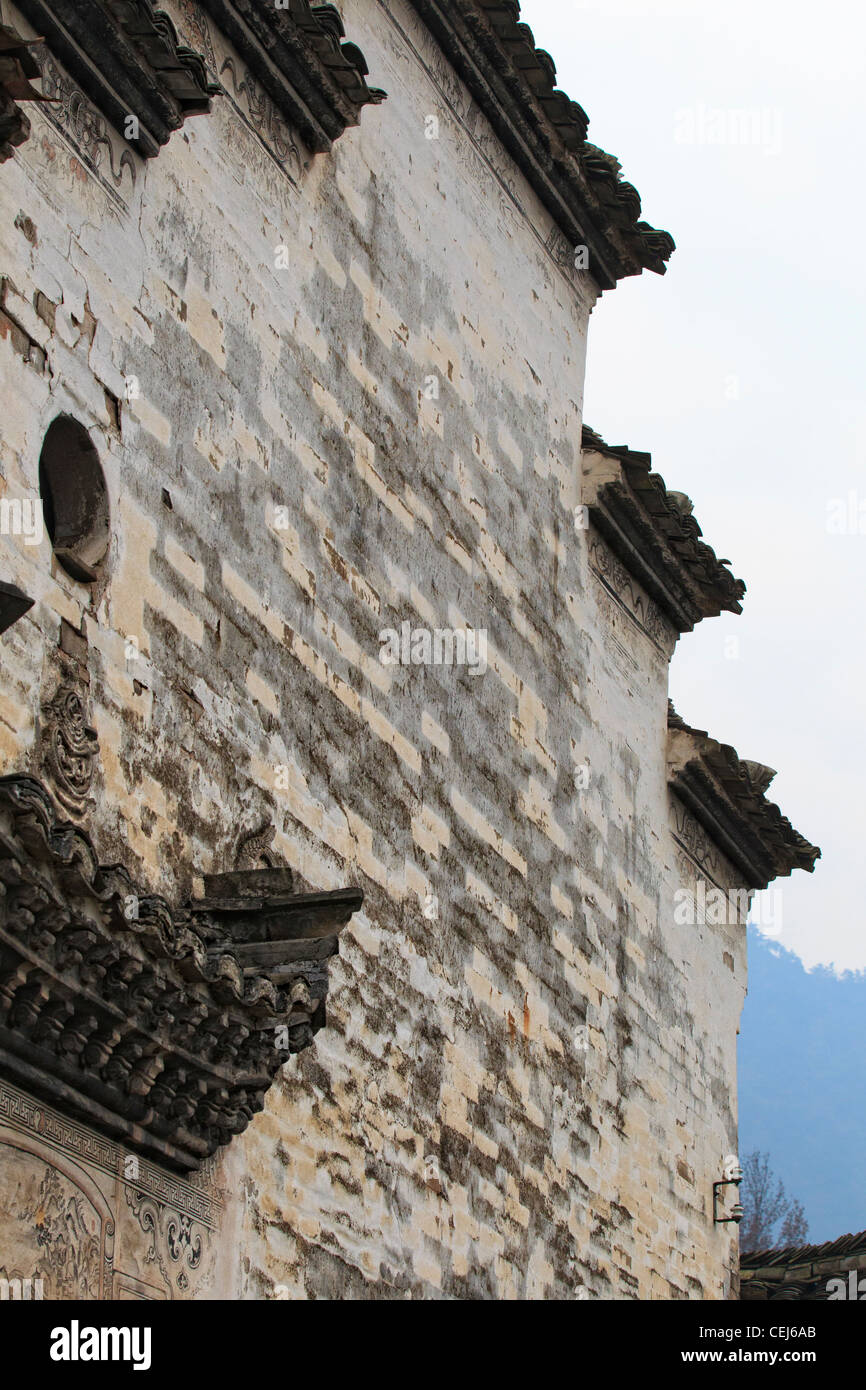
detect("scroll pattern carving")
(35, 48), (136, 194)
(40, 684), (99, 817)
(126, 1188), (211, 1295)
(219, 57), (303, 180)
(167, 0), (304, 183)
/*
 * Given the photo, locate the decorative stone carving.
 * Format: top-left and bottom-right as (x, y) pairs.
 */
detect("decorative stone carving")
(235, 822), (278, 870)
(40, 684), (99, 817)
(219, 56), (303, 179)
(0, 1075), (220, 1299)
(14, 0), (221, 159)
(126, 1187), (211, 1295)
(0, 1133), (115, 1298)
(671, 799), (736, 890)
(740, 760), (777, 795)
(171, 0), (219, 78)
(35, 47), (137, 191)
(588, 533), (675, 655)
(0, 775), (363, 1171)
(583, 426), (746, 636)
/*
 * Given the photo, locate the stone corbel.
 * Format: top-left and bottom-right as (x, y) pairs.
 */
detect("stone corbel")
(191, 867), (363, 1052)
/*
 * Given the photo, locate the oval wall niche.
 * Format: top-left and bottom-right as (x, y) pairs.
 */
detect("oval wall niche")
(38, 417), (110, 584)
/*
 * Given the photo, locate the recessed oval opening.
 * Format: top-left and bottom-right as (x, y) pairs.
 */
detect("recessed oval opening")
(38, 416), (110, 583)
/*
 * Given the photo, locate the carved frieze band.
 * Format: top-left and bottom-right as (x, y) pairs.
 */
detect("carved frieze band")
(166, 0), (304, 183)
(0, 1078), (221, 1228)
(36, 47), (137, 191)
(588, 534), (676, 656)
(5, 1), (137, 208)
(670, 796), (741, 892)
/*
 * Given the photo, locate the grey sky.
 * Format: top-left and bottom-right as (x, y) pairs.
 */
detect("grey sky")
(520, 0), (865, 971)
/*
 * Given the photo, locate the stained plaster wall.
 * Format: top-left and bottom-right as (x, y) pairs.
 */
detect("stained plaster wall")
(0, 0), (744, 1299)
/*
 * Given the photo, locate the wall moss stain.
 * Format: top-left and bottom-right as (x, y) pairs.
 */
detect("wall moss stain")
(0, 0), (744, 1300)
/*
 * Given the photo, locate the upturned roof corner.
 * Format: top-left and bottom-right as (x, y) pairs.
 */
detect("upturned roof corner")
(408, 0), (675, 288)
(582, 425), (746, 634)
(198, 0), (387, 151)
(668, 704), (821, 891)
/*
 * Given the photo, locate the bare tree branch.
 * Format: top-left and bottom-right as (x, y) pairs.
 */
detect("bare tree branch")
(739, 1150), (809, 1253)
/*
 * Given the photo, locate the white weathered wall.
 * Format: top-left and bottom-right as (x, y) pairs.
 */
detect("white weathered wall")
(0, 0), (744, 1299)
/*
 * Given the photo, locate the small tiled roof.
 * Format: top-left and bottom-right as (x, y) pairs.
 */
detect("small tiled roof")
(741, 1230), (866, 1300)
(13, 2), (386, 159)
(201, 0), (387, 150)
(0, 774), (363, 1171)
(15, 0), (221, 156)
(408, 1), (674, 288)
(668, 704), (821, 890)
(582, 426), (746, 633)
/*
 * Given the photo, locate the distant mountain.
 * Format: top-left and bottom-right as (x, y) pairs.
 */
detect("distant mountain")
(738, 928), (866, 1244)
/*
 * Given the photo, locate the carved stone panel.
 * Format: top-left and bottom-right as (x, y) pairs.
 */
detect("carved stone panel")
(125, 1187), (213, 1297)
(0, 1130), (114, 1298)
(0, 1078), (222, 1300)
